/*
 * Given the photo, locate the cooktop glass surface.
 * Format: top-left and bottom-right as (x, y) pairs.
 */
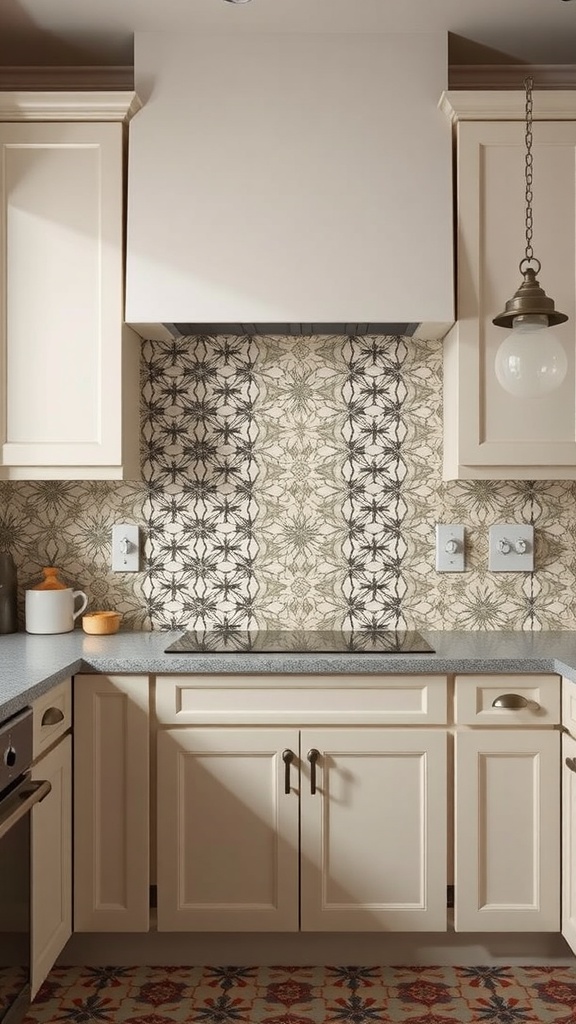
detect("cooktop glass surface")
(164, 629), (434, 654)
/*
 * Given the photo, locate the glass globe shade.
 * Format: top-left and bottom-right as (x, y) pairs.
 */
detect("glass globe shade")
(494, 314), (568, 398)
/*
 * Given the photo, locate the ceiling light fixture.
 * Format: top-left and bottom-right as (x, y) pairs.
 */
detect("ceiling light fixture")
(492, 75), (568, 398)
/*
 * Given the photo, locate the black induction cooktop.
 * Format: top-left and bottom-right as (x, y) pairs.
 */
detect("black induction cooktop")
(164, 629), (434, 654)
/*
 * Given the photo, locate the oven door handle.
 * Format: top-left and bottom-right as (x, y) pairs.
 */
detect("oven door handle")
(0, 778), (51, 842)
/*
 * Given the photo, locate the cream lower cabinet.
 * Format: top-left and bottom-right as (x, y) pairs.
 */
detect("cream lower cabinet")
(561, 677), (576, 954)
(454, 674), (560, 932)
(0, 93), (141, 480)
(73, 674), (150, 931)
(155, 673), (448, 933)
(30, 680), (72, 998)
(440, 91), (576, 480)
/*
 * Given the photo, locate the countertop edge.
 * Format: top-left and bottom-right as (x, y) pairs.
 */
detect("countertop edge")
(3, 629), (576, 719)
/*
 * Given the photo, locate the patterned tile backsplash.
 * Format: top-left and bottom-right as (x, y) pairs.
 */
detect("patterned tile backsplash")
(1, 333), (576, 632)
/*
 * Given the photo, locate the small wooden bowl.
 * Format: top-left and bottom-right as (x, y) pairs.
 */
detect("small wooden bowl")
(82, 611), (122, 635)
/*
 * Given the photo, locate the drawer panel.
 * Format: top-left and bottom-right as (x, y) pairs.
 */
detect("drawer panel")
(32, 677), (72, 757)
(455, 674), (560, 726)
(155, 674), (448, 725)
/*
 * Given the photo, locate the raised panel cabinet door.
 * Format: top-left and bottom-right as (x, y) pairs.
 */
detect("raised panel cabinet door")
(74, 675), (150, 931)
(562, 732), (576, 954)
(455, 729), (560, 931)
(31, 734), (71, 998)
(0, 121), (140, 479)
(157, 727), (300, 931)
(442, 101), (576, 479)
(299, 728), (447, 931)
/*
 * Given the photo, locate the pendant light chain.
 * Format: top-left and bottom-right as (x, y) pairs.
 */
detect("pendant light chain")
(522, 75), (537, 271)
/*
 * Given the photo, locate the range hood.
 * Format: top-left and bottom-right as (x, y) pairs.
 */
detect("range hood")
(126, 32), (454, 341)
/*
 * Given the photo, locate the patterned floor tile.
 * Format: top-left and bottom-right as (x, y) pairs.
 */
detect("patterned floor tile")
(19, 964), (576, 1024)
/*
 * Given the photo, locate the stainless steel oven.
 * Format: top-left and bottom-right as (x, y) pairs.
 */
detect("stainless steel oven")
(0, 708), (51, 1024)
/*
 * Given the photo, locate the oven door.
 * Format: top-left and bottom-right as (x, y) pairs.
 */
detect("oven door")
(0, 776), (51, 1024)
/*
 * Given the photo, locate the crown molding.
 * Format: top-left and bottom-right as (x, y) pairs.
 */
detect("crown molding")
(439, 89), (576, 124)
(0, 89), (141, 122)
(448, 64), (576, 91)
(0, 65), (134, 91)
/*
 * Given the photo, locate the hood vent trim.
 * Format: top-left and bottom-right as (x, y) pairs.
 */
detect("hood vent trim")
(166, 322), (420, 339)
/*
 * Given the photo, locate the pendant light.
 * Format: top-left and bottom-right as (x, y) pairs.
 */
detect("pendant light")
(493, 76), (568, 399)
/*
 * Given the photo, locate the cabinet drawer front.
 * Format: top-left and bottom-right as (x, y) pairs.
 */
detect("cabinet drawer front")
(155, 674), (448, 725)
(455, 674), (560, 726)
(32, 678), (71, 757)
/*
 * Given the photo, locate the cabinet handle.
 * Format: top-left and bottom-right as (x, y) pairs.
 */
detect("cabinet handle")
(41, 707), (65, 726)
(566, 757), (576, 774)
(307, 748), (320, 795)
(282, 749), (294, 794)
(491, 693), (533, 710)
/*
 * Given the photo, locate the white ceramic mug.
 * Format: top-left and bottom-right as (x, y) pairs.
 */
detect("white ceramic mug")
(25, 588), (88, 635)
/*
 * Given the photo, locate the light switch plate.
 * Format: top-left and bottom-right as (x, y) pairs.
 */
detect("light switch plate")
(436, 524), (465, 572)
(489, 524), (534, 572)
(112, 523), (140, 572)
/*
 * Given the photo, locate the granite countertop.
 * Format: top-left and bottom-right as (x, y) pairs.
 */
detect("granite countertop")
(3, 628), (576, 720)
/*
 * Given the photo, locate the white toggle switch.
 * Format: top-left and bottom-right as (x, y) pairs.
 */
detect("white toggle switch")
(112, 523), (140, 572)
(489, 524), (534, 572)
(436, 524), (466, 572)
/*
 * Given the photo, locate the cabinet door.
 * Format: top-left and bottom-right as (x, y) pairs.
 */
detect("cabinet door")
(157, 727), (300, 931)
(562, 732), (576, 954)
(300, 728), (447, 931)
(455, 729), (559, 931)
(443, 108), (576, 479)
(31, 734), (71, 999)
(74, 674), (150, 931)
(0, 120), (140, 480)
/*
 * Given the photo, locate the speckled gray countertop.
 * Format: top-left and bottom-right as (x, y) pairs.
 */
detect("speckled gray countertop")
(3, 628), (576, 720)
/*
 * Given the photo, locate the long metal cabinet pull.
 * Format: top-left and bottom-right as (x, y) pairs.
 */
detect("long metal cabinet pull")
(282, 749), (294, 794)
(307, 748), (320, 794)
(491, 693), (532, 710)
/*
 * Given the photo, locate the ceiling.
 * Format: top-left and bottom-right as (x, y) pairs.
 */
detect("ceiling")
(0, 0), (575, 69)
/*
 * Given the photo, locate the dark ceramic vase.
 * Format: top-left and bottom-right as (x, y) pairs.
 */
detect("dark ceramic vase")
(0, 551), (18, 634)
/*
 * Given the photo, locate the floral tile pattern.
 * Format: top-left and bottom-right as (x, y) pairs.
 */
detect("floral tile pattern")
(341, 336), (408, 631)
(2, 332), (576, 632)
(21, 964), (576, 1023)
(254, 336), (348, 629)
(140, 337), (260, 630)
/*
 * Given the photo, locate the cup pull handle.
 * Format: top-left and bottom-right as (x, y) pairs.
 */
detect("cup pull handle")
(566, 757), (576, 774)
(41, 707), (65, 726)
(282, 749), (294, 795)
(307, 748), (320, 795)
(491, 693), (532, 710)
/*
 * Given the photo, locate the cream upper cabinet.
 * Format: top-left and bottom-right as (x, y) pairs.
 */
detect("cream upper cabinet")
(440, 91), (576, 480)
(454, 674), (560, 932)
(0, 93), (141, 480)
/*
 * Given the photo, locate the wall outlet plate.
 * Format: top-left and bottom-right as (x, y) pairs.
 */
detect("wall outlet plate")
(489, 524), (534, 572)
(436, 524), (465, 572)
(112, 523), (140, 572)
